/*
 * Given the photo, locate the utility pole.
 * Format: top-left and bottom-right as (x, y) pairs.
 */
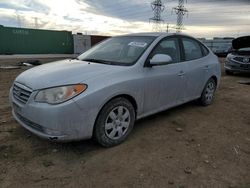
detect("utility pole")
(166, 23), (170, 33)
(149, 0), (165, 32)
(173, 0), (188, 33)
(16, 10), (22, 28)
(34, 17), (38, 29)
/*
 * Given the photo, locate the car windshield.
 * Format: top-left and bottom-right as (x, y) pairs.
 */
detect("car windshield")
(78, 36), (156, 66)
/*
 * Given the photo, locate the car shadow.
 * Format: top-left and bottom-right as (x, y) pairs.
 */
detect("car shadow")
(25, 130), (102, 156)
(26, 100), (200, 155)
(132, 100), (198, 133)
(231, 73), (250, 78)
(222, 71), (250, 78)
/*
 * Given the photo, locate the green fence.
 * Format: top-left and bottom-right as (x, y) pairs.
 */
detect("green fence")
(0, 26), (74, 54)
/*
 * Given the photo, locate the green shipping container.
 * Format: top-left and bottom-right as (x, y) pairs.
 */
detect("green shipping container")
(0, 26), (73, 54)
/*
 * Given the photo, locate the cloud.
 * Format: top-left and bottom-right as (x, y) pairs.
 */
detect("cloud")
(0, 0), (249, 38)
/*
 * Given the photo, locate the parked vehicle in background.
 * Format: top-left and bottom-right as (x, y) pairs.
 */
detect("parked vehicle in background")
(199, 37), (234, 57)
(10, 33), (221, 147)
(225, 36), (250, 75)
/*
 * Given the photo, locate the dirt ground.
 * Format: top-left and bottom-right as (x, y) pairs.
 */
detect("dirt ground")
(0, 59), (250, 188)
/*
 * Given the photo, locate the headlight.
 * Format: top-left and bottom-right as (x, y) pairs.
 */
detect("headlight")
(226, 54), (234, 62)
(35, 84), (87, 104)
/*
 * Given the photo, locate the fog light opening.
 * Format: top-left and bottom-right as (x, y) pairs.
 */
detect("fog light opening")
(49, 137), (58, 141)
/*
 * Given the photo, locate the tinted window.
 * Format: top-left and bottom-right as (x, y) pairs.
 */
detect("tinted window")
(150, 37), (180, 63)
(201, 44), (209, 56)
(182, 38), (203, 61)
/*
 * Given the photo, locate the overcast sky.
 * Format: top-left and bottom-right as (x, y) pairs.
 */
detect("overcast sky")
(0, 0), (249, 38)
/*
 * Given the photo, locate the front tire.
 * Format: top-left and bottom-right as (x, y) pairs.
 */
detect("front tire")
(94, 97), (135, 147)
(199, 78), (217, 106)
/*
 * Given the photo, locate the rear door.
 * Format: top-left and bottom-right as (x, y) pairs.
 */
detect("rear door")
(180, 37), (209, 101)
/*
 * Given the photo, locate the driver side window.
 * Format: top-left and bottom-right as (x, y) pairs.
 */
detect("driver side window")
(150, 37), (180, 63)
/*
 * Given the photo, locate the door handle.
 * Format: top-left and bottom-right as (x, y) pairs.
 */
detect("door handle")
(178, 71), (185, 76)
(203, 65), (209, 70)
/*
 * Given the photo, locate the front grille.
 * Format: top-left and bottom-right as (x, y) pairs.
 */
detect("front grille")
(234, 57), (243, 62)
(13, 83), (32, 104)
(16, 113), (45, 133)
(233, 56), (250, 64)
(233, 57), (244, 62)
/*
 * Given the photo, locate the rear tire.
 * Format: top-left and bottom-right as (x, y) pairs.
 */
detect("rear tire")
(94, 97), (135, 147)
(199, 78), (217, 106)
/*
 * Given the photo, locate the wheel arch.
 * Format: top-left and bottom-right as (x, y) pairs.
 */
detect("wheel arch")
(104, 94), (138, 114)
(92, 94), (138, 137)
(200, 75), (218, 98)
(210, 75), (218, 86)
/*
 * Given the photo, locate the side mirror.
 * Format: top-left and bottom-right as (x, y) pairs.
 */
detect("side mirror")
(150, 54), (172, 66)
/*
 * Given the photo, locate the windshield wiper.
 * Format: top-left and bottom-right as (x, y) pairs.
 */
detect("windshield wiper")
(81, 58), (113, 65)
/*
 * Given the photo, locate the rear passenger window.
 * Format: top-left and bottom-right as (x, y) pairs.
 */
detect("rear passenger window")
(201, 44), (209, 56)
(182, 38), (203, 61)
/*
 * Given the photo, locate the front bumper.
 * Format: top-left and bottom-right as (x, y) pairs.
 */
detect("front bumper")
(10, 86), (97, 142)
(224, 60), (250, 73)
(12, 110), (67, 141)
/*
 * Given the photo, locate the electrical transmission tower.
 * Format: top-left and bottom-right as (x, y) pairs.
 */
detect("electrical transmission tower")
(173, 0), (188, 33)
(149, 0), (165, 32)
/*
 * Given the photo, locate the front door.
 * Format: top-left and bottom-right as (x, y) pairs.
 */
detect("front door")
(143, 37), (187, 114)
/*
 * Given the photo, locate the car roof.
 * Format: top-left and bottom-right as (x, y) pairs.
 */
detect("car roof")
(120, 32), (193, 38)
(123, 32), (172, 37)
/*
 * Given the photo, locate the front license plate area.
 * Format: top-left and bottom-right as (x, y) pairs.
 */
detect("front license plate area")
(240, 64), (249, 69)
(13, 102), (21, 114)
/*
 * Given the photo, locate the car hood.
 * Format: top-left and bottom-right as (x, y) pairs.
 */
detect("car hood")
(15, 59), (123, 90)
(232, 36), (250, 50)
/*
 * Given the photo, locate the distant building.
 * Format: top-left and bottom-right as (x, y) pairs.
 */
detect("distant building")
(0, 25), (110, 55)
(73, 33), (110, 54)
(198, 37), (234, 57)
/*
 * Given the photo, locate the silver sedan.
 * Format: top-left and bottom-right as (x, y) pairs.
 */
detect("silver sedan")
(10, 33), (221, 147)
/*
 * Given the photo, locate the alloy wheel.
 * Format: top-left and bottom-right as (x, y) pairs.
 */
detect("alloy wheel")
(205, 81), (215, 103)
(105, 106), (131, 140)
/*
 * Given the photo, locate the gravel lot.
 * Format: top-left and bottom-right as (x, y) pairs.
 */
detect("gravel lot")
(0, 59), (250, 188)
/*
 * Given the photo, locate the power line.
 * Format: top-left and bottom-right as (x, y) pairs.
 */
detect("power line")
(172, 0), (188, 33)
(149, 0), (165, 32)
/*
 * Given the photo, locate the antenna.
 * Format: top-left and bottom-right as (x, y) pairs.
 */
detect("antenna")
(149, 0), (165, 32)
(173, 0), (188, 33)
